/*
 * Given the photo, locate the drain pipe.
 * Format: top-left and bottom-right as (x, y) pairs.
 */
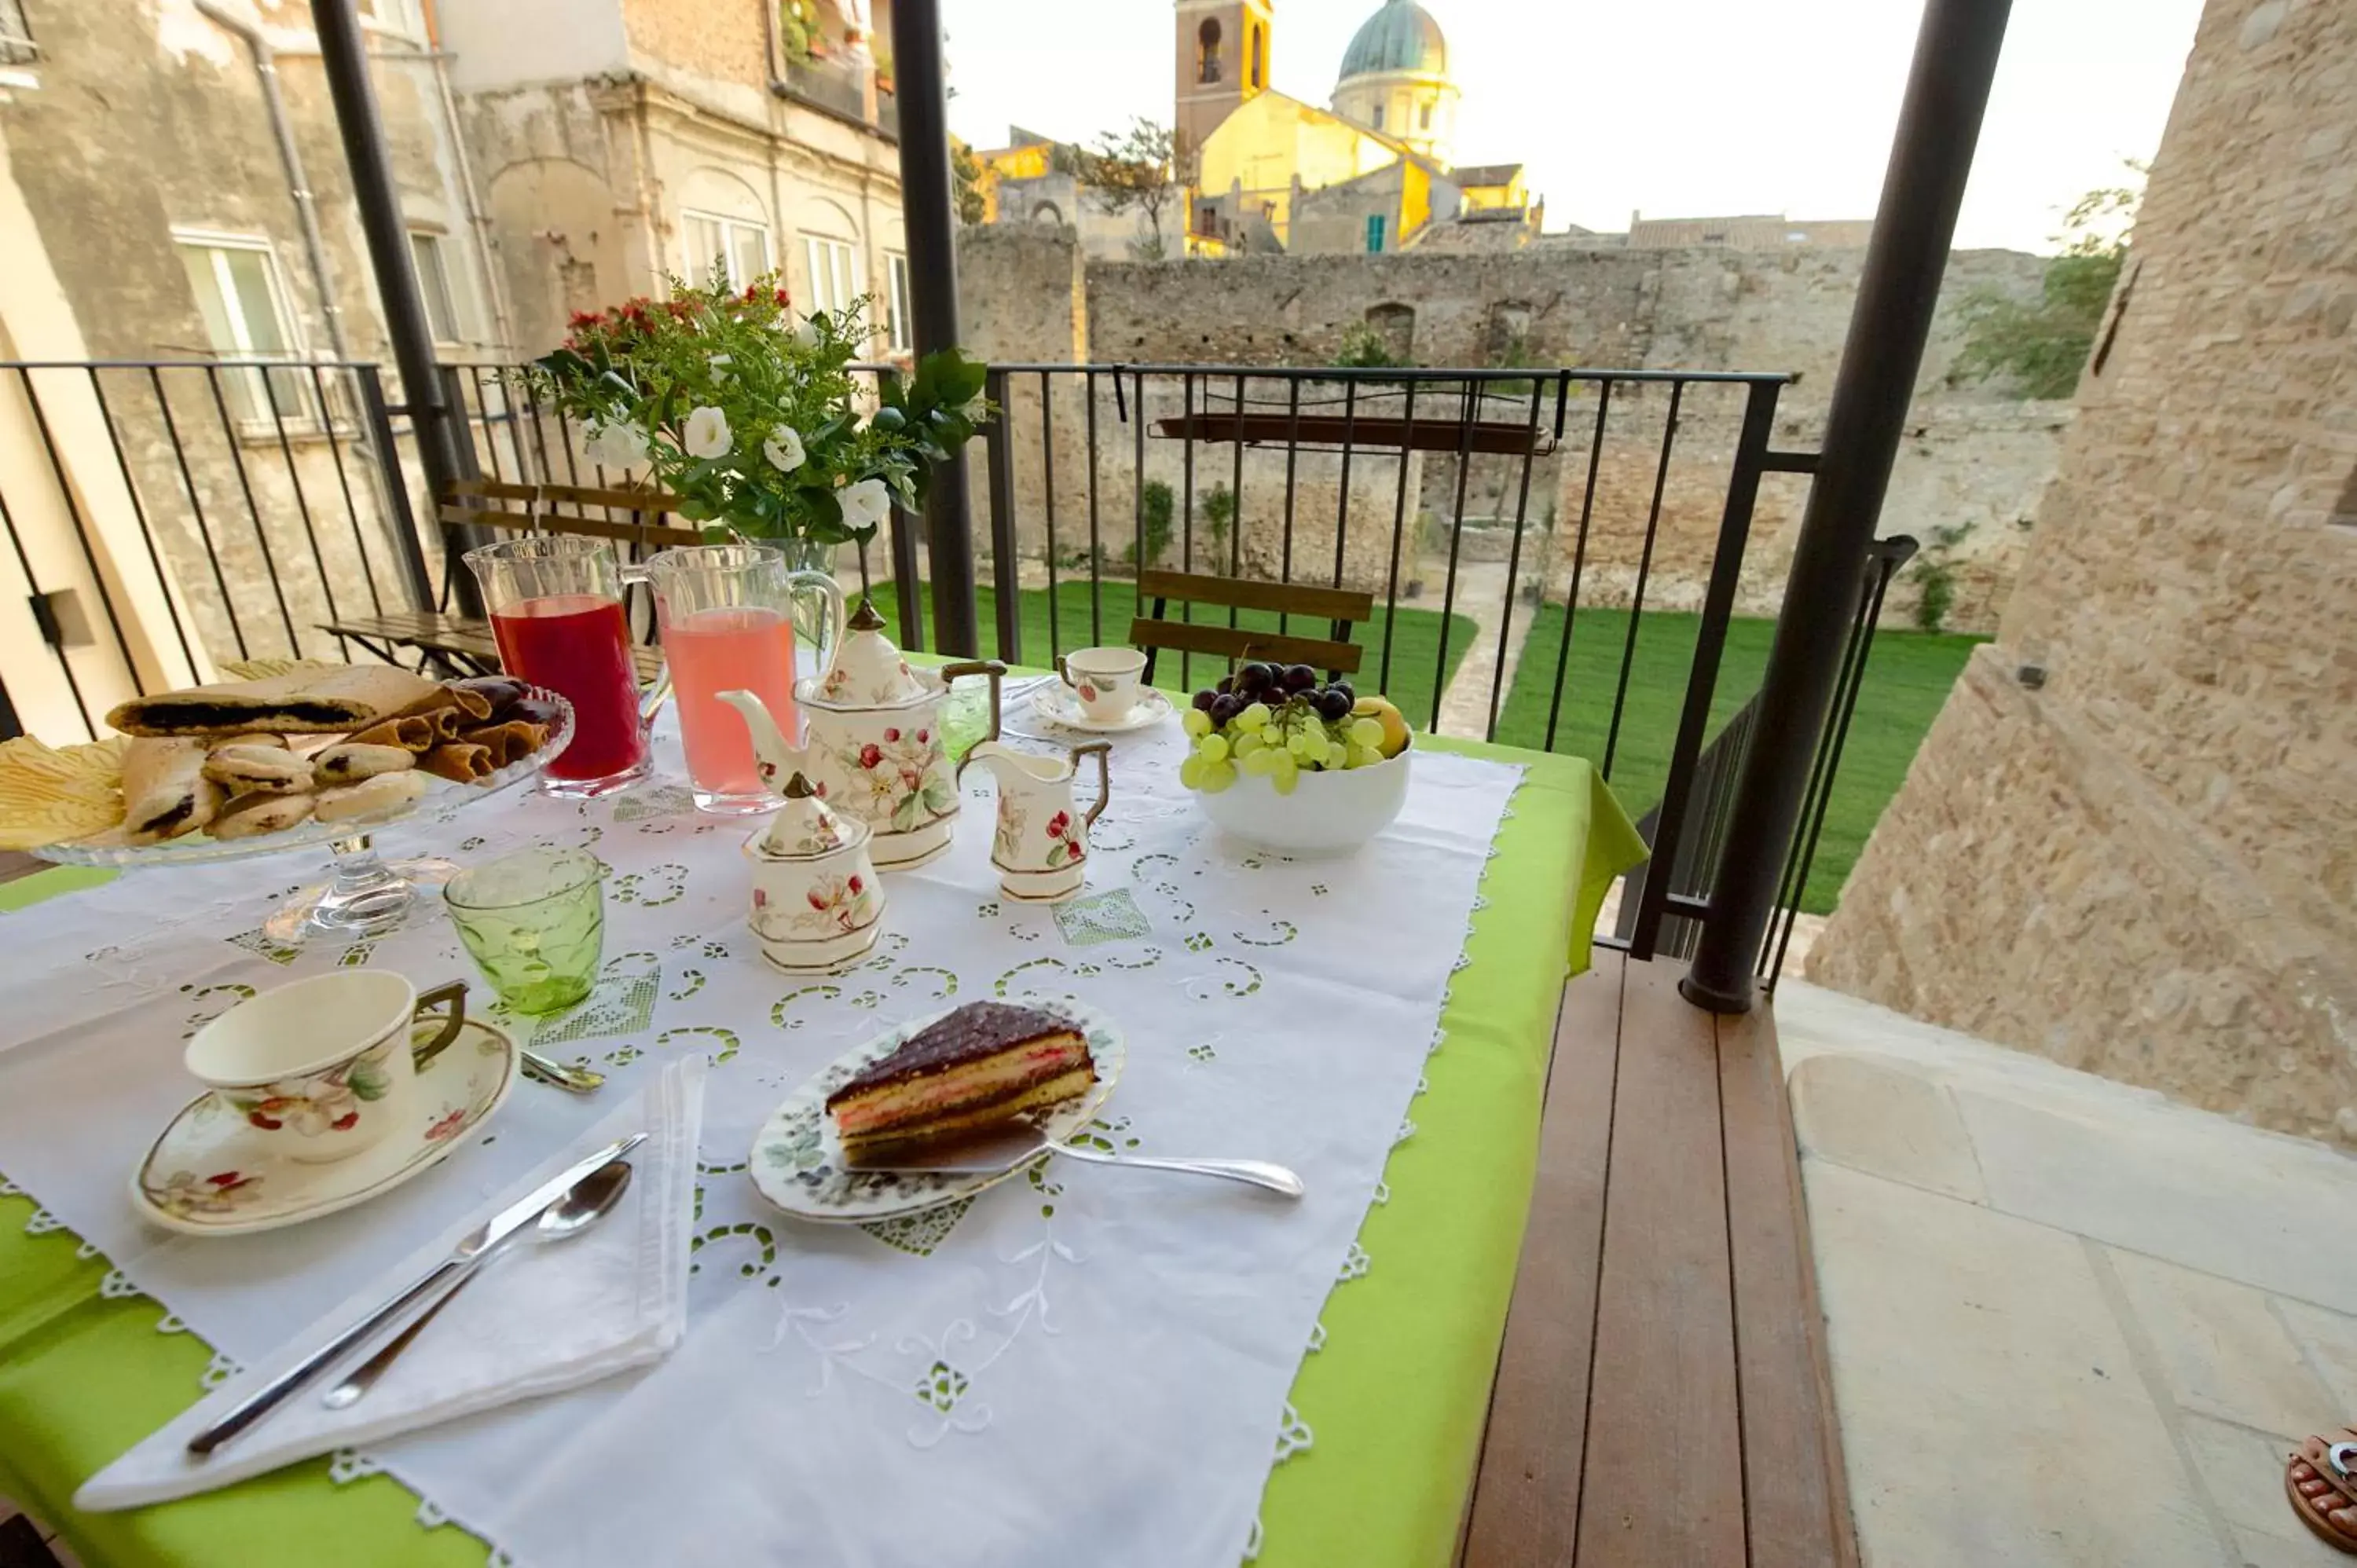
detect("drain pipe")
(423, 43), (517, 354)
(195, 0), (354, 363)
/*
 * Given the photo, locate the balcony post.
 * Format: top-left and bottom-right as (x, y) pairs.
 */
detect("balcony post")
(1681, 0), (2014, 1013)
(887, 0), (982, 656)
(307, 0), (468, 570)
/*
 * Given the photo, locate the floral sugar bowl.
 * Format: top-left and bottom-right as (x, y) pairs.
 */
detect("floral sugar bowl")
(797, 598), (1006, 871)
(720, 691), (886, 974)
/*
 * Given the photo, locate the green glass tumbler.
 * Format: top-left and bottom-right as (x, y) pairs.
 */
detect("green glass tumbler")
(443, 846), (607, 1015)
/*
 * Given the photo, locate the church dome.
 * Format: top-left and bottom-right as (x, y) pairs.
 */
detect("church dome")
(1337, 0), (1446, 81)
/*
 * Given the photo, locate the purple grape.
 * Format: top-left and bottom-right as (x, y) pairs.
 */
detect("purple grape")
(1281, 663), (1318, 692)
(1208, 694), (1243, 726)
(1314, 687), (1354, 722)
(1327, 680), (1356, 709)
(1234, 662), (1274, 695)
(1191, 689), (1217, 712)
(1215, 676), (1235, 696)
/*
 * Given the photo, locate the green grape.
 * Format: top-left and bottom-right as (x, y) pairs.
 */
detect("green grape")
(1233, 731), (1265, 759)
(1286, 730), (1314, 759)
(1271, 753), (1301, 796)
(1199, 733), (1230, 764)
(1183, 708), (1213, 740)
(1349, 716), (1383, 748)
(1235, 702), (1271, 732)
(1178, 754), (1206, 790)
(1200, 759), (1237, 793)
(1347, 743), (1382, 769)
(1241, 747), (1283, 777)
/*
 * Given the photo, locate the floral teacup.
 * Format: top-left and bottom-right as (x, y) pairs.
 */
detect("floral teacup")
(183, 973), (468, 1164)
(1056, 646), (1148, 724)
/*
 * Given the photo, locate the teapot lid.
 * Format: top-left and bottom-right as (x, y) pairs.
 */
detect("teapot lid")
(811, 597), (925, 708)
(756, 770), (869, 858)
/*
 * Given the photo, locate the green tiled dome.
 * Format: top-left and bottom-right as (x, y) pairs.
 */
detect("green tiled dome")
(1338, 0), (1446, 80)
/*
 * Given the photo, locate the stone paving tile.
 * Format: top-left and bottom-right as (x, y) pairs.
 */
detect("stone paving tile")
(2177, 1414), (2348, 1568)
(1804, 1160), (2229, 1567)
(2106, 1248), (2341, 1437)
(1788, 1053), (1988, 1203)
(2274, 1296), (2357, 1416)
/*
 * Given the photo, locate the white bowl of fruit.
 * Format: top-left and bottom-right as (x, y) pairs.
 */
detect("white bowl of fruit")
(1178, 661), (1415, 854)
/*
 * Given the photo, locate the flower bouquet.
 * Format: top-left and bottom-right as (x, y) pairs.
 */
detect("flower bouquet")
(516, 273), (989, 550)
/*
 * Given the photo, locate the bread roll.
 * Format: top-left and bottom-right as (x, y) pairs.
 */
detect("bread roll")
(108, 665), (439, 738)
(211, 790), (316, 840)
(123, 739), (222, 846)
(203, 745), (312, 795)
(313, 742), (416, 786)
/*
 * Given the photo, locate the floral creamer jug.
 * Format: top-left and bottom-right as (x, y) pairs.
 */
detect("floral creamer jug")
(720, 690), (886, 974)
(792, 599), (1006, 870)
(961, 739), (1111, 903)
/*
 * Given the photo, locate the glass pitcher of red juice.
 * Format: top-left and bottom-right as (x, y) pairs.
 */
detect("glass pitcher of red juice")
(463, 535), (657, 797)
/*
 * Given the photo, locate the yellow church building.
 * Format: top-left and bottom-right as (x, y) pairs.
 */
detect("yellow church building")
(1178, 0), (1532, 255)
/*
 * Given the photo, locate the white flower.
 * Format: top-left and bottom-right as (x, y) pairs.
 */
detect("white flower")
(762, 426), (807, 473)
(683, 405), (733, 460)
(836, 476), (890, 531)
(960, 394), (988, 424)
(793, 314), (822, 349)
(584, 418), (650, 470)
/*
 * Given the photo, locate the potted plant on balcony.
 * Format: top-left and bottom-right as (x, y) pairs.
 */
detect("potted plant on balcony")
(519, 273), (988, 571)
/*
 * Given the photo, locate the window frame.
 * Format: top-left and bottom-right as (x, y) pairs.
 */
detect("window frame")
(682, 207), (776, 291)
(170, 227), (319, 430)
(407, 228), (465, 346)
(801, 233), (860, 318)
(885, 251), (913, 353)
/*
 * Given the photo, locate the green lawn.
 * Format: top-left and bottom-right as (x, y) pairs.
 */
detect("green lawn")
(1494, 607), (1983, 914)
(864, 580), (1481, 731)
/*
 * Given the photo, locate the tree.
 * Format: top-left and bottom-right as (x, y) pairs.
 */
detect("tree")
(950, 138), (985, 226)
(1954, 167), (2145, 400)
(1076, 118), (1189, 259)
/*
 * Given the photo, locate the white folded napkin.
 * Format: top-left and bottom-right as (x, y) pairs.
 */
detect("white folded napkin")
(77, 1056), (707, 1511)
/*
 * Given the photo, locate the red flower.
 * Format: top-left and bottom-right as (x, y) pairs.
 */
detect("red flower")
(207, 1171), (246, 1188)
(1049, 811), (1071, 833)
(1079, 683), (1098, 702)
(915, 728), (929, 744)
(773, 288), (791, 307)
(753, 888), (768, 908)
(567, 310), (601, 329)
(900, 768), (921, 789)
(332, 1111), (360, 1130)
(847, 874), (864, 895)
(425, 1109), (467, 1142)
(807, 888), (829, 911)
(859, 742), (883, 768)
(743, 283), (761, 302)
(883, 727), (901, 742)
(247, 1112), (283, 1130)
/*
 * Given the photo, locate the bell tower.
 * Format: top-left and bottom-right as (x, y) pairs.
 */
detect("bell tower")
(1175, 0), (1272, 158)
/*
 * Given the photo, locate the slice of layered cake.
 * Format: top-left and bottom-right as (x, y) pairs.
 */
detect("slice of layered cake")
(827, 1001), (1097, 1165)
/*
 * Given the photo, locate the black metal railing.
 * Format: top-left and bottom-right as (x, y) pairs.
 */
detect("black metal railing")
(2, 352), (1875, 963)
(783, 55), (870, 124)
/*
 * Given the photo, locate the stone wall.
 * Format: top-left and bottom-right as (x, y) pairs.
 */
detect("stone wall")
(958, 234), (2064, 632)
(1815, 0), (2357, 1148)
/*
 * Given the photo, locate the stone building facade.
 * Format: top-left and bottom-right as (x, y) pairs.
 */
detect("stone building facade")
(959, 233), (2064, 632)
(1813, 0), (2357, 1149)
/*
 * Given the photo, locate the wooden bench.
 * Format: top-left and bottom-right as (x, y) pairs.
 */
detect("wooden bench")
(321, 479), (682, 684)
(1127, 568), (1375, 685)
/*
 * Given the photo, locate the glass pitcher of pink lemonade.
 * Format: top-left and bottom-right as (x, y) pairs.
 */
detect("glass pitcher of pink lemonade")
(464, 535), (658, 797)
(643, 543), (844, 813)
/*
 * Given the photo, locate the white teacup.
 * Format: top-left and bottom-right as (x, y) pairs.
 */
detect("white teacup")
(184, 973), (468, 1163)
(1055, 646), (1149, 724)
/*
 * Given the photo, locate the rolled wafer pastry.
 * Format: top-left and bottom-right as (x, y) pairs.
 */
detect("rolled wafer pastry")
(419, 743), (492, 782)
(316, 771), (428, 822)
(345, 714), (438, 753)
(457, 720), (548, 770)
(211, 790), (316, 840)
(202, 745), (312, 795)
(313, 742), (416, 786)
(123, 739), (222, 846)
(450, 676), (528, 716)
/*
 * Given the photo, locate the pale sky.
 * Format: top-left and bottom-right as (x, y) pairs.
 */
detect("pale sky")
(941, 0), (2205, 254)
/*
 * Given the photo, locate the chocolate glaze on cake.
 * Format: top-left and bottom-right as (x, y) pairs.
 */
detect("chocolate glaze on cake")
(827, 1002), (1074, 1107)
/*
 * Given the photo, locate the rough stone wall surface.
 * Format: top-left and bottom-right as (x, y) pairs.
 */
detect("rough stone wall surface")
(621, 0), (771, 96)
(1816, 0), (2357, 1147)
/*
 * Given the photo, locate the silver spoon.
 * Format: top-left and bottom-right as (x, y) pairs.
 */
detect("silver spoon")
(520, 1049), (604, 1094)
(320, 1159), (634, 1410)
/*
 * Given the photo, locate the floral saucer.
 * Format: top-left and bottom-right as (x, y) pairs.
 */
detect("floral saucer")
(750, 999), (1125, 1223)
(1028, 683), (1175, 735)
(131, 1019), (518, 1237)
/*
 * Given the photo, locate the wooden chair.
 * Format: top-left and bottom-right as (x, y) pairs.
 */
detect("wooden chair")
(320, 478), (687, 683)
(1127, 568), (1375, 686)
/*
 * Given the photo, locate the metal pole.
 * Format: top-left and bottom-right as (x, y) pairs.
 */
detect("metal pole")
(889, 0), (982, 657)
(1681, 0), (2013, 1014)
(307, 0), (468, 563)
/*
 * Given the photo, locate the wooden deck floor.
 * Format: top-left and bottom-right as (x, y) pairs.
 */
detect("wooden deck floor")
(1461, 949), (1856, 1568)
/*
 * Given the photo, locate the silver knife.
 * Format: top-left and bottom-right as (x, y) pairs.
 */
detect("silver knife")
(185, 1131), (649, 1456)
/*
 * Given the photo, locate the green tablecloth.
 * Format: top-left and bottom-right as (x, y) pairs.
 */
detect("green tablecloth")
(0, 738), (1643, 1567)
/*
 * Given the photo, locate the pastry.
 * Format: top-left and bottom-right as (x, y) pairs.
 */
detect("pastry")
(458, 720), (546, 770)
(202, 745), (312, 795)
(504, 695), (566, 731)
(449, 675), (526, 716)
(826, 1001), (1095, 1166)
(420, 743), (492, 782)
(345, 713), (438, 752)
(0, 735), (129, 850)
(211, 790), (316, 840)
(313, 742), (416, 785)
(315, 771), (429, 823)
(106, 665), (439, 738)
(210, 732), (288, 751)
(123, 738), (223, 846)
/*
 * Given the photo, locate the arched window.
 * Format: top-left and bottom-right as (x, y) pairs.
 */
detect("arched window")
(1249, 25), (1263, 88)
(1420, 101), (1433, 131)
(1197, 18), (1222, 84)
(1032, 202), (1065, 225)
(1366, 302), (1414, 358)
(1370, 102), (1385, 130)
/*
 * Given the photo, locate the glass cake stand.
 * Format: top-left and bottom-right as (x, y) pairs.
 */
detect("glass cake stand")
(33, 691), (575, 943)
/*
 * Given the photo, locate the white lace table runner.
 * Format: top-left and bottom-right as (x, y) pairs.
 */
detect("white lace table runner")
(0, 713), (1520, 1568)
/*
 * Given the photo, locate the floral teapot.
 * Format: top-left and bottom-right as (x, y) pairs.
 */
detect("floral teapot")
(720, 691), (888, 975)
(745, 599), (1006, 870)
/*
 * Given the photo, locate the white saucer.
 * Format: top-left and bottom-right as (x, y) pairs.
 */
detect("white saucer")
(131, 1019), (518, 1237)
(1028, 683), (1176, 735)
